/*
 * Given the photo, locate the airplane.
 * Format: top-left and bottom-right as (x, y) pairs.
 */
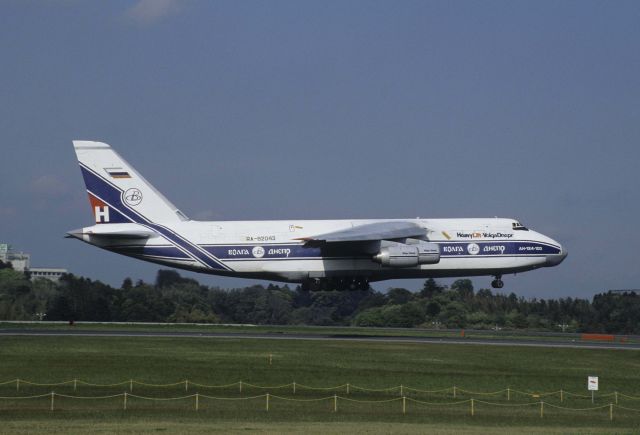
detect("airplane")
(67, 141), (567, 291)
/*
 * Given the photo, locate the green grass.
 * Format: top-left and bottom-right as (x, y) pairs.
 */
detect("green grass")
(0, 332), (639, 433)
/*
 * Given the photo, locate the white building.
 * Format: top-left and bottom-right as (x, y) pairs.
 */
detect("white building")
(1, 243), (67, 282)
(0, 243), (30, 272)
(29, 268), (68, 282)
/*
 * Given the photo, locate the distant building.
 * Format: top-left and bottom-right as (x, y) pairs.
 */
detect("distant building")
(29, 268), (68, 283)
(0, 243), (67, 282)
(0, 243), (30, 272)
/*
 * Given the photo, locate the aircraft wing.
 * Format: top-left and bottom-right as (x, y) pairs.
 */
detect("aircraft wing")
(296, 221), (426, 243)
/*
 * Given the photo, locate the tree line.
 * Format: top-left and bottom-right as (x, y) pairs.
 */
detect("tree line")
(0, 261), (637, 333)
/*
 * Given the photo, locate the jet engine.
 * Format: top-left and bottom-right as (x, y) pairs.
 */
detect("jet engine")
(372, 242), (440, 267)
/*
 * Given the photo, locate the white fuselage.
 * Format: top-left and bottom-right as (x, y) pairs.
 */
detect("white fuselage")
(68, 141), (567, 289)
(78, 217), (566, 283)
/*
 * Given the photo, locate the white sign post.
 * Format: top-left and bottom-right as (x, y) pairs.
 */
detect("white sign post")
(588, 376), (599, 404)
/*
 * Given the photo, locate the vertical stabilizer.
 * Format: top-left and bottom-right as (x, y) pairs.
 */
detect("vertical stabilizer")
(73, 140), (189, 225)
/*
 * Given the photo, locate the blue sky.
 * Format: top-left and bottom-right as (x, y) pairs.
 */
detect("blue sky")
(1, 1), (639, 298)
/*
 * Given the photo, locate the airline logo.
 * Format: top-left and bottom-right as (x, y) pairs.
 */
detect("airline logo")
(467, 243), (480, 255)
(123, 188), (143, 206)
(252, 246), (265, 258)
(456, 232), (514, 239)
(456, 232), (483, 239)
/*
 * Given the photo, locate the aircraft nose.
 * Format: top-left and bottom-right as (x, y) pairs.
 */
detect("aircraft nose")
(546, 245), (568, 267)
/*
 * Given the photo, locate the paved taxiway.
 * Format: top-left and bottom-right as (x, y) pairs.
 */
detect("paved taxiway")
(1, 329), (638, 351)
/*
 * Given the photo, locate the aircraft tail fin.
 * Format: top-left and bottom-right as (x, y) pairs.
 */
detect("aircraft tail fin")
(73, 140), (189, 225)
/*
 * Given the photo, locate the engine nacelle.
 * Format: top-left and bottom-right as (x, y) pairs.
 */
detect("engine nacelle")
(372, 242), (440, 267)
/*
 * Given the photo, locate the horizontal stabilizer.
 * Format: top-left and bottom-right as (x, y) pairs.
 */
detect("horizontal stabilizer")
(66, 224), (156, 240)
(296, 221), (427, 243)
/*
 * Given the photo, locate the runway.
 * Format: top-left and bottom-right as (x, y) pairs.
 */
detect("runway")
(1, 328), (638, 351)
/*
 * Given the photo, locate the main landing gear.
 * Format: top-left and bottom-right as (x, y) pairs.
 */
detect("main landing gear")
(491, 275), (504, 289)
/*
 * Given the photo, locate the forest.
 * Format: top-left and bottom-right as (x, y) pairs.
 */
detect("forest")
(0, 260), (637, 333)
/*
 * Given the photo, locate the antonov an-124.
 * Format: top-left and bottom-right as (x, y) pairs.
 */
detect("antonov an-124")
(67, 141), (567, 291)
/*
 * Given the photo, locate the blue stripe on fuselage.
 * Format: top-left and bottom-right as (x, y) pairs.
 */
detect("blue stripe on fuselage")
(204, 244), (321, 260)
(201, 241), (560, 261)
(438, 241), (560, 256)
(103, 240), (559, 264)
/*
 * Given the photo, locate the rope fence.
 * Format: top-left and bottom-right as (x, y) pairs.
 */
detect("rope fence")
(3, 379), (640, 404)
(0, 391), (638, 420)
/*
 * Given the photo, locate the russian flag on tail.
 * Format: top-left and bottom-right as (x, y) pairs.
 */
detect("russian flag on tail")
(105, 167), (131, 179)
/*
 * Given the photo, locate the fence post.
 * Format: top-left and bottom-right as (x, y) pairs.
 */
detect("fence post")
(610, 403), (613, 421)
(453, 386), (457, 399)
(560, 389), (563, 402)
(402, 396), (406, 415)
(540, 401), (544, 418)
(16, 378), (19, 392)
(130, 379), (133, 392)
(507, 387), (510, 401)
(293, 381), (296, 394)
(74, 378), (77, 392)
(124, 392), (127, 410)
(470, 398), (474, 416)
(615, 391), (618, 405)
(400, 384), (403, 397)
(346, 383), (350, 395)
(196, 393), (199, 411)
(334, 394), (337, 412)
(185, 380), (188, 391)
(266, 393), (269, 411)
(239, 381), (242, 394)
(50, 391), (54, 411)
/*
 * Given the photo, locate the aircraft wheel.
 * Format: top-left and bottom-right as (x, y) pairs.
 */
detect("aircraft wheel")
(491, 279), (504, 289)
(329, 278), (347, 291)
(301, 279), (322, 291)
(357, 279), (370, 291)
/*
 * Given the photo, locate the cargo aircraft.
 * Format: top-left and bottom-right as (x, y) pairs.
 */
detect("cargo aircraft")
(67, 141), (567, 291)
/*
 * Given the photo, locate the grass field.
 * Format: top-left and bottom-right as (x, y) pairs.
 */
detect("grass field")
(0, 329), (639, 433)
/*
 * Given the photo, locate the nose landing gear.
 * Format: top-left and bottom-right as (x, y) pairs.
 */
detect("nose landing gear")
(491, 275), (504, 289)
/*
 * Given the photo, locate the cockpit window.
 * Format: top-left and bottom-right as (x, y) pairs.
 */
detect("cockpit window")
(512, 221), (529, 231)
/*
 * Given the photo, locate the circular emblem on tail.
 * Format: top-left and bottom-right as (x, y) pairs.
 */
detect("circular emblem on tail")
(124, 188), (143, 206)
